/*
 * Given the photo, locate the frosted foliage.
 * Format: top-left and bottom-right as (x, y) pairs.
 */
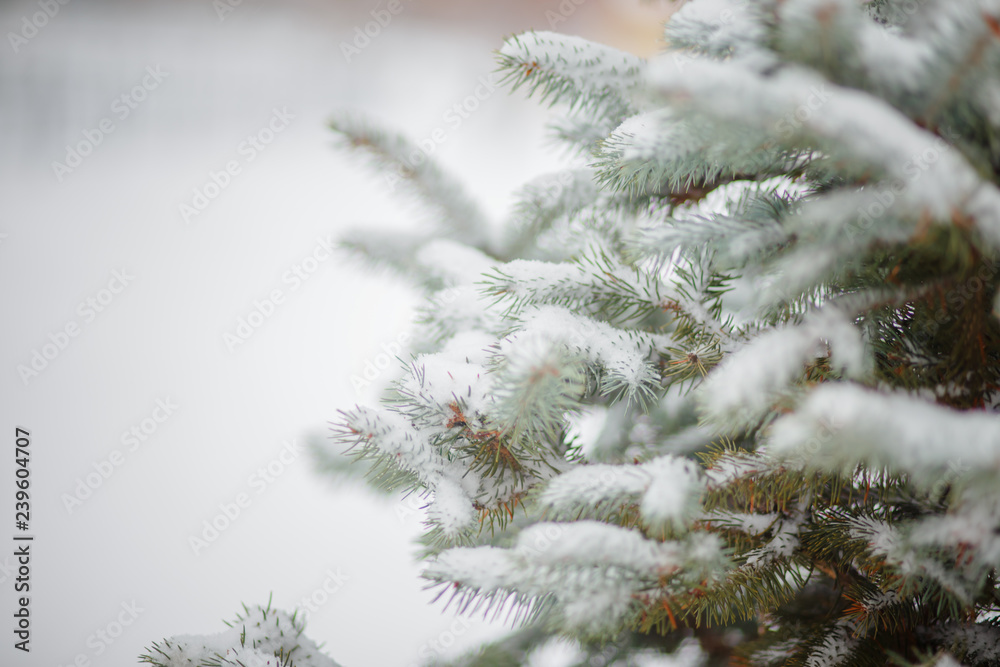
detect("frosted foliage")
(607, 110), (676, 162)
(939, 623), (1000, 664)
(402, 344), (495, 417)
(519, 522), (682, 572)
(539, 457), (704, 530)
(509, 169), (599, 231)
(745, 502), (806, 567)
(600, 110), (790, 198)
(428, 478), (478, 536)
(320, 1), (1000, 662)
(340, 408), (478, 535)
(645, 54), (1000, 246)
(499, 31), (642, 100)
(343, 408), (458, 487)
(413, 284), (505, 348)
(426, 522), (710, 633)
(497, 260), (596, 304)
(779, 0), (933, 92)
(639, 456), (705, 531)
(329, 114), (487, 246)
(439, 330), (495, 366)
(769, 383), (1000, 484)
(804, 623), (857, 667)
(539, 464), (650, 513)
(490, 249), (684, 326)
(145, 607), (340, 667)
(410, 239), (505, 346)
(569, 402), (634, 462)
(849, 516), (976, 601)
(698, 308), (868, 429)
(632, 639), (706, 667)
(509, 306), (667, 402)
(666, 0), (765, 57)
(703, 510), (778, 536)
(704, 449), (769, 488)
(912, 498), (1000, 567)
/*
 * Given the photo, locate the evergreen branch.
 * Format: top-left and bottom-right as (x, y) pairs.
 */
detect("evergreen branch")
(594, 109), (812, 200)
(329, 113), (491, 250)
(497, 31), (642, 121)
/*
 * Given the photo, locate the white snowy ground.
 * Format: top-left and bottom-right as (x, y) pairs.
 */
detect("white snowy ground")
(0, 1), (580, 665)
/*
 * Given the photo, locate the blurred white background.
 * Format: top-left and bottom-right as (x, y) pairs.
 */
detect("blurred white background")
(0, 1), (671, 665)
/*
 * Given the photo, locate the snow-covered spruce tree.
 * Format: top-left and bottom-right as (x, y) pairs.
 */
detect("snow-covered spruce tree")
(325, 2), (1000, 664)
(143, 1), (1000, 665)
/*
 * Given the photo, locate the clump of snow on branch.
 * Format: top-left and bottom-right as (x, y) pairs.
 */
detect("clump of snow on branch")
(140, 604), (340, 667)
(538, 455), (705, 531)
(503, 305), (669, 406)
(337, 407), (479, 536)
(425, 522), (724, 634)
(769, 383), (1000, 487)
(698, 307), (869, 431)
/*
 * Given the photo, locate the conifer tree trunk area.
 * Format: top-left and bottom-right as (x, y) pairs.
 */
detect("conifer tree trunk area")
(142, 1), (1000, 665)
